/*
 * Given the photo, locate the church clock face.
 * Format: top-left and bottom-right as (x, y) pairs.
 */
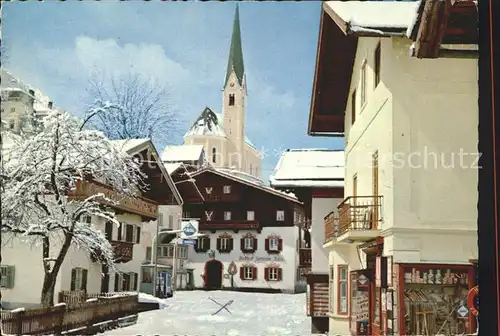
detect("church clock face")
(229, 82), (235, 87)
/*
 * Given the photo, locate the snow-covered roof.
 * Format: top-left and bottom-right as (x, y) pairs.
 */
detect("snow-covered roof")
(190, 167), (301, 204)
(324, 1), (420, 34)
(161, 145), (204, 163)
(270, 149), (344, 188)
(184, 107), (257, 149)
(111, 138), (184, 206)
(164, 162), (183, 175)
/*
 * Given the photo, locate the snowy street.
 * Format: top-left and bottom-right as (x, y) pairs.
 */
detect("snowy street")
(104, 291), (313, 336)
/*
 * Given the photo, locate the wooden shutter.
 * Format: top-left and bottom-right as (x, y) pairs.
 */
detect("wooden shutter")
(126, 224), (133, 242)
(228, 238), (234, 252)
(216, 238), (221, 251)
(117, 224), (122, 241)
(194, 239), (199, 252)
(252, 267), (258, 280)
(136, 226), (141, 244)
(278, 238), (283, 252)
(278, 268), (283, 281)
(205, 237), (211, 251)
(240, 267), (244, 280)
(264, 267), (269, 281)
(81, 269), (88, 292)
(240, 237), (245, 252)
(265, 238), (269, 252)
(134, 273), (139, 291)
(105, 221), (113, 240)
(253, 238), (258, 251)
(114, 274), (119, 292)
(70, 268), (77, 291)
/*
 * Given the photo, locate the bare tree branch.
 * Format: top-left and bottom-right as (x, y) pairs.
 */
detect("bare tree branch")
(85, 71), (181, 147)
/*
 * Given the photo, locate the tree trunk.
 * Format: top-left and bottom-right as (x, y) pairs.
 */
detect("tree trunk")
(40, 271), (58, 307)
(40, 234), (74, 307)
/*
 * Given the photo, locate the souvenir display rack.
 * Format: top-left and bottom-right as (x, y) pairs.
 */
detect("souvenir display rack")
(398, 264), (474, 336)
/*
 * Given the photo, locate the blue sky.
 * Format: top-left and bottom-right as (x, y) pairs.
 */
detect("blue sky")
(2, 1), (344, 180)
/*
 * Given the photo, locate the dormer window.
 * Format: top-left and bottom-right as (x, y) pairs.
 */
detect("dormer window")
(223, 185), (231, 194)
(229, 94), (235, 106)
(212, 147), (217, 163)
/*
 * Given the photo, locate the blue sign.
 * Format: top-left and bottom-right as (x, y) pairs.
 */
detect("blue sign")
(183, 222), (197, 236)
(183, 239), (197, 245)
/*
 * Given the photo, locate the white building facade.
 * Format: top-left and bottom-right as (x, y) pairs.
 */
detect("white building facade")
(308, 2), (478, 335)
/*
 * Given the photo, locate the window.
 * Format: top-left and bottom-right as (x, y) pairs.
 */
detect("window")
(351, 90), (356, 125)
(10, 107), (15, 113)
(195, 237), (210, 253)
(229, 93), (235, 106)
(0, 266), (15, 288)
(168, 215), (174, 229)
(250, 164), (253, 175)
(220, 237), (230, 250)
(338, 265), (349, 315)
(269, 238), (279, 251)
(276, 210), (285, 221)
(178, 246), (188, 259)
(240, 266), (256, 280)
(374, 42), (381, 88)
(223, 185), (231, 194)
(70, 267), (88, 291)
(9, 120), (14, 129)
(142, 267), (153, 284)
(158, 245), (174, 258)
(183, 212), (191, 218)
(212, 147), (217, 163)
(217, 236), (233, 253)
(243, 237), (254, 250)
(224, 211), (232, 220)
(360, 60), (367, 107)
(265, 267), (282, 281)
(247, 211), (255, 221)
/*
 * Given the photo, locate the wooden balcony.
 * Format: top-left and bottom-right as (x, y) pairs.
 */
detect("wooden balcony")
(68, 180), (158, 220)
(204, 193), (241, 203)
(336, 196), (383, 243)
(324, 211), (338, 243)
(299, 248), (312, 268)
(111, 240), (134, 263)
(199, 220), (260, 233)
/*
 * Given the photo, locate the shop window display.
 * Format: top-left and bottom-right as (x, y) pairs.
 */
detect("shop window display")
(401, 265), (474, 335)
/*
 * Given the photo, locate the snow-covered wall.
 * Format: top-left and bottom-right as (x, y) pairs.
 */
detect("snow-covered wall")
(186, 227), (300, 293)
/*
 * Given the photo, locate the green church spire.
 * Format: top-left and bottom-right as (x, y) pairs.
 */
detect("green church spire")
(224, 4), (245, 88)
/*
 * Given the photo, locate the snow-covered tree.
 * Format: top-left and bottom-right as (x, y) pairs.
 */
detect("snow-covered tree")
(85, 72), (181, 147)
(1, 109), (147, 307)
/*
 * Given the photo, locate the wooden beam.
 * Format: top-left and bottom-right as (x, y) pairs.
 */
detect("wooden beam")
(414, 0), (452, 58)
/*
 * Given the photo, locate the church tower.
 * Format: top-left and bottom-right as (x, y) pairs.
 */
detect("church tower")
(222, 4), (246, 170)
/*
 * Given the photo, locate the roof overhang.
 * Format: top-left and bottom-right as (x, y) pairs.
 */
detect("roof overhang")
(269, 177), (344, 189)
(308, 3), (409, 137)
(407, 0), (478, 59)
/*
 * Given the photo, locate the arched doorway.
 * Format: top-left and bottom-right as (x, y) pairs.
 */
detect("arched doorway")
(204, 260), (223, 290)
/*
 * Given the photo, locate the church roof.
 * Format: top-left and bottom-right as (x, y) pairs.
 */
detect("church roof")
(224, 4), (245, 88)
(184, 107), (257, 149)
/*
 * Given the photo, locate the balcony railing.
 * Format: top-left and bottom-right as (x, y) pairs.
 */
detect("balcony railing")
(111, 240), (134, 263)
(199, 220), (260, 231)
(68, 180), (158, 220)
(324, 211), (338, 243)
(299, 248), (312, 268)
(337, 196), (383, 242)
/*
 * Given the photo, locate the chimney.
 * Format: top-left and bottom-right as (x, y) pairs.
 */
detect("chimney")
(48, 101), (53, 109)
